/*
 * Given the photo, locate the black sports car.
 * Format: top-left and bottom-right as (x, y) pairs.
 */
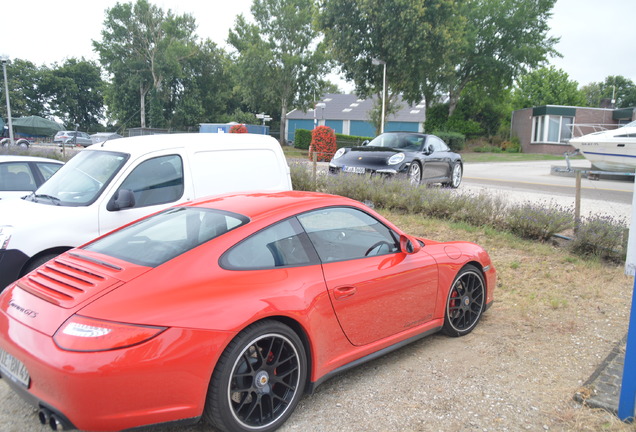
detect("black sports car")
(328, 132), (463, 188)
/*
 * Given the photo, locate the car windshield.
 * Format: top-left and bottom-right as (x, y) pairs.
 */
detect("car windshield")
(83, 207), (249, 267)
(32, 150), (128, 206)
(366, 133), (424, 151)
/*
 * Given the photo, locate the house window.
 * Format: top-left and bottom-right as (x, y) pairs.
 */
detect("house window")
(532, 115), (573, 144)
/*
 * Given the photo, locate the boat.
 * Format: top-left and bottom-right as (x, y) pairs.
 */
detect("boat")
(568, 120), (636, 172)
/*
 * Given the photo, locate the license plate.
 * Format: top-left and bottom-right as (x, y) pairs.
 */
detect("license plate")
(343, 166), (366, 174)
(0, 347), (30, 388)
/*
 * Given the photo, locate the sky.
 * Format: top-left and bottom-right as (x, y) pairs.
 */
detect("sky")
(2, 0), (635, 90)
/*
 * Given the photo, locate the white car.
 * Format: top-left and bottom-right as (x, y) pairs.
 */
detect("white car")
(0, 133), (292, 290)
(54, 131), (93, 147)
(0, 155), (63, 200)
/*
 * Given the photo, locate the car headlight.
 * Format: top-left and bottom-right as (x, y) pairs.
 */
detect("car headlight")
(333, 148), (346, 159)
(388, 153), (405, 165)
(0, 226), (13, 250)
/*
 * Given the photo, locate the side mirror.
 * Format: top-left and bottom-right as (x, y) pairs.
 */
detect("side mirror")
(400, 234), (422, 254)
(424, 144), (434, 155)
(361, 140), (370, 146)
(107, 189), (135, 211)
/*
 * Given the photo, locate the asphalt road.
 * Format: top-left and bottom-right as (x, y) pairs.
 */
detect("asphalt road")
(462, 159), (634, 222)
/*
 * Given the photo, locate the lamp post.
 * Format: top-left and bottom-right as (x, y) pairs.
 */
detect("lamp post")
(372, 58), (386, 134)
(1, 55), (14, 146)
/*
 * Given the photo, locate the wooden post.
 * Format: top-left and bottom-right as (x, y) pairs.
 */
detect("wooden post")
(574, 170), (581, 233)
(312, 152), (318, 191)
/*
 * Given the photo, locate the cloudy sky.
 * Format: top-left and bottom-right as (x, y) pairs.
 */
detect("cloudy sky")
(2, 0), (634, 89)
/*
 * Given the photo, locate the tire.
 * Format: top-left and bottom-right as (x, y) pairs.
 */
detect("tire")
(442, 265), (485, 337)
(407, 162), (422, 185)
(205, 320), (307, 432)
(443, 163), (462, 188)
(23, 253), (58, 275)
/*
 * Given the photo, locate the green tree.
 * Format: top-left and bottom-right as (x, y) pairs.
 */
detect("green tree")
(582, 75), (636, 108)
(446, 0), (559, 117)
(0, 59), (48, 119)
(228, 0), (332, 143)
(94, 0), (198, 128)
(511, 66), (585, 109)
(40, 58), (105, 130)
(319, 0), (462, 119)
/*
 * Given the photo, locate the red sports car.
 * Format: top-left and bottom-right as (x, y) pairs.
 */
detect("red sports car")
(0, 191), (495, 432)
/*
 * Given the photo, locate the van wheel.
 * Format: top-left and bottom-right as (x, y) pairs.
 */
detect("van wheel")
(23, 254), (58, 275)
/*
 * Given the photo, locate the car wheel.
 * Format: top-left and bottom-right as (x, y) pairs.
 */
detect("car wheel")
(443, 163), (462, 188)
(205, 320), (307, 432)
(407, 162), (422, 185)
(23, 253), (58, 275)
(442, 264), (485, 337)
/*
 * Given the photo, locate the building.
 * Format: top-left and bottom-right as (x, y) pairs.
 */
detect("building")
(285, 93), (426, 142)
(511, 105), (636, 154)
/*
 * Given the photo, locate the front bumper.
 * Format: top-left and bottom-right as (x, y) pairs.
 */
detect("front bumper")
(0, 249), (29, 291)
(0, 307), (235, 431)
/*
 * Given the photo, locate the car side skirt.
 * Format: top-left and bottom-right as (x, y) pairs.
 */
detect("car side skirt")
(306, 325), (442, 394)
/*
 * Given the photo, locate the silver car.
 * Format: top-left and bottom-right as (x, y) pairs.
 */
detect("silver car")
(54, 131), (93, 147)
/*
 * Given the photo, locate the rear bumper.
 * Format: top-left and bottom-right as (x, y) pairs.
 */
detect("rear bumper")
(0, 249), (29, 291)
(0, 307), (235, 431)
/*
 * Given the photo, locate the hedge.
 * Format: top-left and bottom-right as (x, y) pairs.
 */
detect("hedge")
(294, 128), (372, 150)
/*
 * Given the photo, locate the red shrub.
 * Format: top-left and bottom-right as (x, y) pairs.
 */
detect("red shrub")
(309, 126), (337, 162)
(229, 124), (248, 133)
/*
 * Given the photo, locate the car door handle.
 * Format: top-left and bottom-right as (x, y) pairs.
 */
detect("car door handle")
(333, 286), (357, 300)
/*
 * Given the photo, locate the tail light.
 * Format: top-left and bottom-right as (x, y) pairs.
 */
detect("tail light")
(54, 315), (167, 352)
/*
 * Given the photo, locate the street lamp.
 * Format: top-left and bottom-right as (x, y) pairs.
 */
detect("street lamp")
(0, 55), (14, 146)
(372, 58), (386, 134)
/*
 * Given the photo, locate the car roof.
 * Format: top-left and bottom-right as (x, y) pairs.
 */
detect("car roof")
(0, 155), (64, 164)
(184, 191), (360, 222)
(85, 133), (280, 155)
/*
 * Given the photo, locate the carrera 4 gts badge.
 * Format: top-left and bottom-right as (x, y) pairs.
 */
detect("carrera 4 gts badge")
(8, 300), (38, 319)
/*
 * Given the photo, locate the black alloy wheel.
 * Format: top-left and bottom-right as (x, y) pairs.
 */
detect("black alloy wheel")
(442, 265), (485, 337)
(206, 320), (307, 432)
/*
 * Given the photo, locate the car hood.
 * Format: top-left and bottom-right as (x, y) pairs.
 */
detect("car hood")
(1, 250), (152, 336)
(0, 197), (83, 226)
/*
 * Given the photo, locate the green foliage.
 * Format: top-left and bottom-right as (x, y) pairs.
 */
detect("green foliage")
(505, 201), (574, 241)
(569, 215), (627, 262)
(581, 75), (636, 108)
(294, 129), (312, 150)
(473, 145), (503, 153)
(0, 59), (48, 119)
(309, 126), (337, 162)
(229, 0), (332, 143)
(335, 133), (373, 148)
(511, 66), (586, 109)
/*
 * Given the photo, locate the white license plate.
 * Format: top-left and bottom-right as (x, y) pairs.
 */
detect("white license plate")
(0, 347), (30, 388)
(343, 166), (366, 174)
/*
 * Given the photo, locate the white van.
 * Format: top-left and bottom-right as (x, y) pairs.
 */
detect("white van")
(0, 133), (291, 289)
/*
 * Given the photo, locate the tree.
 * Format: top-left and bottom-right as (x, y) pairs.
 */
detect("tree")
(319, 0), (463, 119)
(40, 58), (105, 130)
(228, 0), (332, 144)
(445, 0), (559, 117)
(0, 59), (48, 119)
(582, 75), (636, 108)
(511, 66), (586, 109)
(94, 0), (198, 128)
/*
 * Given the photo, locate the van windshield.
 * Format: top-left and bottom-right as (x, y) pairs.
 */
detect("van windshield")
(28, 151), (129, 206)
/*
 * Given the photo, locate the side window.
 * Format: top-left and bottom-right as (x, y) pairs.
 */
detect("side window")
(0, 162), (36, 191)
(297, 207), (399, 262)
(35, 162), (62, 182)
(221, 219), (316, 270)
(427, 136), (449, 152)
(117, 155), (184, 208)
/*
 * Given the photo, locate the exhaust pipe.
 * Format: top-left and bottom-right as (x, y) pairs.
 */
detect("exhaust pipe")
(49, 414), (64, 431)
(38, 407), (51, 425)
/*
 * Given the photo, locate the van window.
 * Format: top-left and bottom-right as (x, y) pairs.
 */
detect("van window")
(117, 155), (184, 208)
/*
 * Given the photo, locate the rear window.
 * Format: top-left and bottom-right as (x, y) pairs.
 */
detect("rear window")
(84, 207), (248, 267)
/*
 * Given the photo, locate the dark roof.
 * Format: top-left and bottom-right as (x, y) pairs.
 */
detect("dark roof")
(287, 93), (426, 123)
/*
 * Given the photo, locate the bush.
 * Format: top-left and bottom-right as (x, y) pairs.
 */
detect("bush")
(570, 215), (627, 261)
(335, 133), (373, 148)
(473, 145), (503, 153)
(309, 126), (337, 162)
(229, 124), (247, 133)
(505, 201), (574, 241)
(294, 129), (312, 150)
